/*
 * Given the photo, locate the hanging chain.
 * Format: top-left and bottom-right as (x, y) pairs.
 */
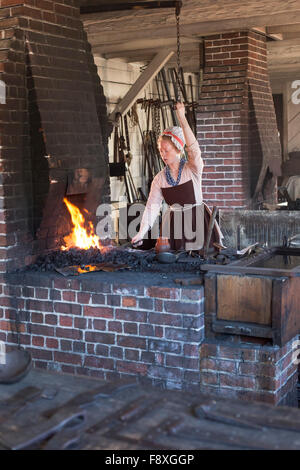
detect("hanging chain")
(175, 4), (182, 103)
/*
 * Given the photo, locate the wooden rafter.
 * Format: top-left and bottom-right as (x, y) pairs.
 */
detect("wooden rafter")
(108, 49), (174, 123)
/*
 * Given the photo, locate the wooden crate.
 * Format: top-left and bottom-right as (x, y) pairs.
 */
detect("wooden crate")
(204, 271), (300, 346)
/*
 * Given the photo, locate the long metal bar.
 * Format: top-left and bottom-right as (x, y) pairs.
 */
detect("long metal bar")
(160, 68), (177, 126)
(81, 1), (182, 15)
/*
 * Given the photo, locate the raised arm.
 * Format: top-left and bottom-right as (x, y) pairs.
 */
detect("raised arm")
(175, 102), (203, 174)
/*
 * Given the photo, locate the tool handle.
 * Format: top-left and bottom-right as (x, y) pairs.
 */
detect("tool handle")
(203, 206), (218, 259)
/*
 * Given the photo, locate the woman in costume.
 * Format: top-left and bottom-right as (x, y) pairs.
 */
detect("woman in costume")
(131, 102), (222, 252)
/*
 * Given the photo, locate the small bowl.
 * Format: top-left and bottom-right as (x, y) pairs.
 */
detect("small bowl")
(156, 252), (177, 264)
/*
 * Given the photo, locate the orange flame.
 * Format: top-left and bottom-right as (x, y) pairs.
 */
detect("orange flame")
(61, 197), (106, 251)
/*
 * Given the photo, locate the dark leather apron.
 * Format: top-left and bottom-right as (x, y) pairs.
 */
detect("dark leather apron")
(161, 179), (220, 251)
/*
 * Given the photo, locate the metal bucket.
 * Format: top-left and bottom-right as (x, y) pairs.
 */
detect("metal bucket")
(0, 349), (32, 384)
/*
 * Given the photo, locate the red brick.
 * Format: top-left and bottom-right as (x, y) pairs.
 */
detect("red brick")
(83, 306), (113, 319)
(184, 344), (199, 357)
(84, 356), (114, 369)
(117, 335), (147, 350)
(200, 342), (218, 358)
(116, 360), (148, 375)
(30, 324), (54, 336)
(44, 314), (57, 325)
(31, 312), (43, 323)
(32, 336), (44, 347)
(115, 308), (146, 323)
(108, 321), (122, 333)
(218, 359), (238, 374)
(74, 317), (87, 329)
(29, 348), (52, 361)
(91, 294), (106, 305)
(76, 292), (91, 304)
(62, 291), (76, 302)
(201, 358), (217, 370)
(85, 331), (115, 344)
(125, 349), (140, 361)
(139, 323), (154, 336)
(164, 300), (200, 315)
(59, 315), (73, 327)
(46, 338), (59, 349)
(146, 286), (180, 299)
(1, 0), (22, 6)
(155, 326), (164, 338)
(219, 373), (256, 389)
(122, 296), (137, 308)
(35, 288), (49, 299)
(54, 352), (82, 366)
(256, 376), (279, 392)
(201, 371), (219, 386)
(124, 322), (138, 335)
(150, 312), (182, 327)
(56, 327), (82, 340)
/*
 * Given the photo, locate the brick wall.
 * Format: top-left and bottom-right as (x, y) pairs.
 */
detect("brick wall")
(0, 272), (205, 391)
(1, 269), (297, 403)
(0, 0), (110, 272)
(200, 338), (298, 406)
(197, 31), (281, 209)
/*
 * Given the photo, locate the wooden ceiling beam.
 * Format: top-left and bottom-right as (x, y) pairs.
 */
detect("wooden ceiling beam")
(91, 36), (200, 54)
(84, 10), (300, 44)
(98, 49), (200, 66)
(282, 32), (300, 40)
(267, 23), (300, 34)
(80, 1), (182, 14)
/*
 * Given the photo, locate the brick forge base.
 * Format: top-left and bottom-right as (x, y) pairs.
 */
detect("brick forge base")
(0, 271), (298, 404)
(0, 272), (205, 392)
(199, 338), (298, 406)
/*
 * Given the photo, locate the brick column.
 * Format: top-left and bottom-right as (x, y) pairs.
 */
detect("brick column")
(197, 31), (281, 209)
(0, 1), (110, 271)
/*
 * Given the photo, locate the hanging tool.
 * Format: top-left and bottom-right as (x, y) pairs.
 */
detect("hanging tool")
(155, 76), (167, 130)
(123, 114), (139, 202)
(203, 206), (218, 260)
(160, 68), (177, 125)
(188, 74), (197, 135)
(110, 113), (126, 178)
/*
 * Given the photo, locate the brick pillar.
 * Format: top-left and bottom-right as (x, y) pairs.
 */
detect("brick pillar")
(199, 337), (298, 406)
(0, 1), (110, 271)
(197, 31), (281, 210)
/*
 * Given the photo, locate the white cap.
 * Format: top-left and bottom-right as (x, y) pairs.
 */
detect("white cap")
(161, 126), (185, 152)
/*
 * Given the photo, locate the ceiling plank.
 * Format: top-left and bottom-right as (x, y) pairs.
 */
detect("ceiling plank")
(108, 49), (174, 122)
